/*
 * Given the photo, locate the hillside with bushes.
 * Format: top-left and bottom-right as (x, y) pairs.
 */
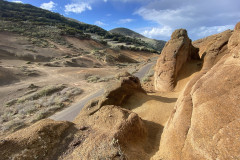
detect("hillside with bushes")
(110, 27), (166, 51)
(0, 0), (163, 53)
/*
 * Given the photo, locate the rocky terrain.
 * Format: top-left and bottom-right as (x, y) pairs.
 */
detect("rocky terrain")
(153, 22), (240, 160)
(0, 0), (158, 137)
(0, 1), (239, 159)
(1, 22), (240, 159)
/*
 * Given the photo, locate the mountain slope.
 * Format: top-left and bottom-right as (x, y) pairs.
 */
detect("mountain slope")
(110, 28), (145, 38)
(0, 0), (160, 52)
(110, 27), (166, 51)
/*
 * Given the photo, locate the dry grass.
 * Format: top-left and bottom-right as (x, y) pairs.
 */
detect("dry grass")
(0, 84), (82, 136)
(85, 74), (115, 83)
(141, 65), (155, 82)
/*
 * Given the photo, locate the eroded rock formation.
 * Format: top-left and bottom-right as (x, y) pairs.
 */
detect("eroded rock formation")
(154, 29), (200, 91)
(154, 22), (240, 160)
(2, 23), (240, 160)
(70, 105), (148, 160)
(0, 74), (149, 159)
(193, 29), (233, 70)
(75, 74), (146, 123)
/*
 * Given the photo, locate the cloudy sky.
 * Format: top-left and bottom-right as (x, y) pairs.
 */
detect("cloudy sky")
(10, 0), (240, 41)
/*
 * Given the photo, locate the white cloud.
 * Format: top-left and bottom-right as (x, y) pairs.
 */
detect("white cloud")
(12, 0), (23, 3)
(104, 0), (108, 2)
(191, 25), (235, 39)
(118, 18), (134, 24)
(95, 21), (106, 26)
(141, 26), (173, 40)
(40, 1), (56, 11)
(65, 3), (92, 14)
(135, 6), (196, 29)
(134, 0), (240, 40)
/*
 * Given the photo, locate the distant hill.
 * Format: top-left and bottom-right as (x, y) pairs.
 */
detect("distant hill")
(110, 28), (166, 51)
(110, 28), (144, 38)
(0, 0), (161, 53)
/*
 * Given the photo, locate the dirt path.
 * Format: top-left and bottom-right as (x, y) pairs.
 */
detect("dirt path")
(50, 61), (157, 121)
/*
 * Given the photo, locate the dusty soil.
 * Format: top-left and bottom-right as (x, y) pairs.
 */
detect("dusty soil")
(0, 31), (156, 137)
(122, 91), (179, 158)
(120, 56), (201, 158)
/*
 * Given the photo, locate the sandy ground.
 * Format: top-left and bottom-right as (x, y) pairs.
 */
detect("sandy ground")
(0, 31), (156, 106)
(0, 31), (158, 137)
(122, 59), (202, 159)
(123, 91), (179, 158)
(0, 59), (121, 106)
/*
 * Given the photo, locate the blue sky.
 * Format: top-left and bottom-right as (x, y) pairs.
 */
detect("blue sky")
(10, 0), (240, 41)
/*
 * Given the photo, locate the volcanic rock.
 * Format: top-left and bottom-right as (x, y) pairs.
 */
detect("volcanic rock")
(155, 22), (240, 160)
(154, 29), (200, 91)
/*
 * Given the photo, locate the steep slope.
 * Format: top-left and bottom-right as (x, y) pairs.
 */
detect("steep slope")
(0, 0), (158, 52)
(110, 27), (166, 51)
(154, 23), (240, 160)
(0, 0), (157, 66)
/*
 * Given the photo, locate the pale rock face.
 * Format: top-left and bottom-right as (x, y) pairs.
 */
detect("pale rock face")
(155, 22), (240, 160)
(154, 29), (199, 92)
(193, 29), (232, 70)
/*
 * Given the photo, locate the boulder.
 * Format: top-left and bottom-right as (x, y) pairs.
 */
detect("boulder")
(68, 105), (148, 160)
(154, 29), (199, 92)
(155, 22), (240, 160)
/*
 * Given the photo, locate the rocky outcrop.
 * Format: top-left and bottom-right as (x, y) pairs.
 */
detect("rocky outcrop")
(0, 73), (149, 159)
(193, 29), (232, 70)
(69, 105), (148, 160)
(154, 29), (200, 92)
(228, 22), (240, 58)
(75, 74), (146, 123)
(0, 119), (74, 160)
(155, 22), (240, 160)
(70, 74), (149, 159)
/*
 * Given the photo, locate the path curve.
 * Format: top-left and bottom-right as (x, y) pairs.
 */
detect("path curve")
(50, 61), (156, 121)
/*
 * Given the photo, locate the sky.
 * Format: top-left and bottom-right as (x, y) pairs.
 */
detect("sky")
(10, 0), (240, 41)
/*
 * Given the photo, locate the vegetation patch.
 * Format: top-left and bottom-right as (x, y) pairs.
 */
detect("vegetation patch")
(0, 84), (82, 136)
(0, 0), (161, 52)
(85, 74), (114, 83)
(141, 66), (155, 83)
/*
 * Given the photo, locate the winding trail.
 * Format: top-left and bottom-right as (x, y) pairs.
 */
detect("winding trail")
(50, 61), (156, 121)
